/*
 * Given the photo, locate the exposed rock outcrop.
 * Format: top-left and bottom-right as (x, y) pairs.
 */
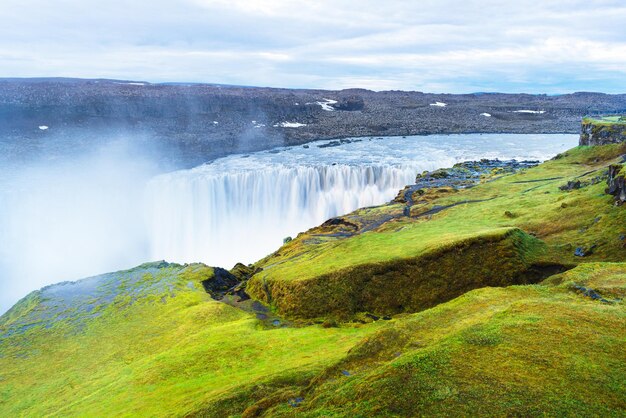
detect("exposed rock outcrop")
(606, 164), (626, 205)
(580, 116), (626, 145)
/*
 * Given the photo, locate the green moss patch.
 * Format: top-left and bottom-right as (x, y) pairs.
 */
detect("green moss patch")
(259, 266), (626, 417)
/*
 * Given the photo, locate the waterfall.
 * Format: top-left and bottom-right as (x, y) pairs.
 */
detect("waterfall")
(147, 163), (428, 267)
(145, 134), (580, 268)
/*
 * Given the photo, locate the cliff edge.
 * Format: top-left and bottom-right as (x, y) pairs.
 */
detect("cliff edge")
(580, 115), (626, 145)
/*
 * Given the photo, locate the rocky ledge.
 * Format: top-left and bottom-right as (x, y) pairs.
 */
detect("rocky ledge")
(580, 115), (626, 146)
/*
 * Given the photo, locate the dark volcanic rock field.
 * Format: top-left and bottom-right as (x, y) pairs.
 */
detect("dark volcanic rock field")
(1, 78), (625, 167)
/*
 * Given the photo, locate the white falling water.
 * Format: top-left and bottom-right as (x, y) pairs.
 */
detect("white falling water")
(146, 134), (578, 268)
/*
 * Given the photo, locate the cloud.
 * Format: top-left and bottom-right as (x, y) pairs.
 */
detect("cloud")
(0, 0), (624, 92)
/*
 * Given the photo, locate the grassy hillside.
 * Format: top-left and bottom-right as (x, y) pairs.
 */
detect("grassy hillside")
(0, 263), (384, 416)
(0, 144), (625, 416)
(583, 115), (626, 125)
(263, 263), (626, 417)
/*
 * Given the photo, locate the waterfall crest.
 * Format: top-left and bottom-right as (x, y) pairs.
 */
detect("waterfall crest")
(147, 163), (428, 267)
(146, 134), (579, 267)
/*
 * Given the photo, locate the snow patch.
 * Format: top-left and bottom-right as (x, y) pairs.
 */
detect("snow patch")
(481, 113), (492, 117)
(430, 102), (447, 107)
(38, 125), (49, 130)
(307, 98), (338, 111)
(274, 122), (307, 128)
(512, 110), (546, 114)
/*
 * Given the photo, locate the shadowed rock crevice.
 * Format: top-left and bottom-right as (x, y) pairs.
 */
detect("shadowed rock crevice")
(606, 164), (626, 204)
(200, 267), (241, 299)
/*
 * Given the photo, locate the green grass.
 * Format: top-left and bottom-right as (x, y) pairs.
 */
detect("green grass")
(0, 266), (383, 416)
(261, 263), (626, 417)
(583, 115), (626, 125)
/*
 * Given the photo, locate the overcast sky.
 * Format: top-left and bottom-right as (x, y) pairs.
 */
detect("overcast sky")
(1, 0), (625, 93)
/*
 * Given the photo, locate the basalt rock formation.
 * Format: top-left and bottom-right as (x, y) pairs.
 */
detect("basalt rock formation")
(580, 115), (626, 146)
(606, 164), (626, 205)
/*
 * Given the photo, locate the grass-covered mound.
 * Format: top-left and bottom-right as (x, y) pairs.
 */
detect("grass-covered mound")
(257, 263), (625, 417)
(248, 144), (626, 318)
(0, 263), (383, 416)
(248, 227), (550, 319)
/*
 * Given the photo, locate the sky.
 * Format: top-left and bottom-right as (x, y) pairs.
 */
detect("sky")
(0, 0), (625, 93)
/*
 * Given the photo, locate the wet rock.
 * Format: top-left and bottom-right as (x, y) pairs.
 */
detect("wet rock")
(605, 164), (626, 205)
(288, 397), (304, 408)
(559, 180), (581, 191)
(413, 159), (539, 190)
(365, 313), (380, 321)
(574, 245), (597, 257)
(318, 140), (341, 148)
(201, 267), (240, 298)
(322, 217), (359, 230)
(572, 285), (612, 303)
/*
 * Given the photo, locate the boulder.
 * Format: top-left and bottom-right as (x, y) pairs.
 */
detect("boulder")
(605, 164), (626, 204)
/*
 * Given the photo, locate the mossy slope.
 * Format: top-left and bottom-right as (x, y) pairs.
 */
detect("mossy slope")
(248, 228), (550, 319)
(0, 263), (383, 416)
(259, 263), (625, 417)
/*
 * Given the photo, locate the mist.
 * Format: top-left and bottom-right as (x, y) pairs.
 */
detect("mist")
(0, 137), (163, 314)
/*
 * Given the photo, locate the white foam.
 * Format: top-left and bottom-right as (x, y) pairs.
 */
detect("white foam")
(481, 113), (492, 117)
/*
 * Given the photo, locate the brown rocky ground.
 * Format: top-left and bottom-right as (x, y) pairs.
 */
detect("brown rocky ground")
(1, 78), (625, 167)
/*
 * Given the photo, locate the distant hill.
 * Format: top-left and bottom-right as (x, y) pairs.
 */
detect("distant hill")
(1, 77), (625, 167)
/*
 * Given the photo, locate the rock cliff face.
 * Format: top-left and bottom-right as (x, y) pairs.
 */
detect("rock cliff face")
(580, 116), (626, 145)
(606, 164), (626, 205)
